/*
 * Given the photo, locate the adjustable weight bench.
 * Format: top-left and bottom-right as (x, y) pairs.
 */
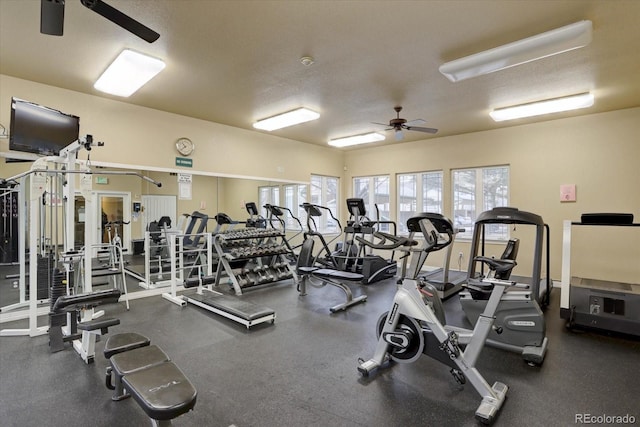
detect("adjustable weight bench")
(49, 289), (122, 363)
(104, 333), (197, 426)
(296, 239), (367, 313)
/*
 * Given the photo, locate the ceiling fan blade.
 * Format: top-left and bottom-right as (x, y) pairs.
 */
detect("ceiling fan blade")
(372, 122), (394, 131)
(41, 0), (65, 36)
(404, 118), (426, 127)
(81, 0), (160, 43)
(405, 125), (438, 134)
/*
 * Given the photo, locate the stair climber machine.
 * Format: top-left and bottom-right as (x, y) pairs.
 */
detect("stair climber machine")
(338, 198), (398, 284)
(263, 203), (305, 260)
(300, 202), (345, 270)
(245, 202), (267, 228)
(357, 215), (511, 424)
(459, 207), (551, 366)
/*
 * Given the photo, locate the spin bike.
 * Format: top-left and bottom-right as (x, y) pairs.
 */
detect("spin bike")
(357, 214), (512, 424)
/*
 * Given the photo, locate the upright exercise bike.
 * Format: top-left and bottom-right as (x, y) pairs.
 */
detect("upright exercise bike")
(358, 214), (513, 424)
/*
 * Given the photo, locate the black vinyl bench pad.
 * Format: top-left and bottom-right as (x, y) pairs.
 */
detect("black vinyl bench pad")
(188, 292), (275, 321)
(122, 362), (197, 421)
(77, 317), (120, 332)
(111, 345), (170, 376)
(52, 289), (122, 313)
(104, 332), (151, 359)
(104, 333), (197, 422)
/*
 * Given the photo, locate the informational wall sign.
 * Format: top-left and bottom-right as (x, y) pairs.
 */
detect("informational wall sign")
(178, 173), (192, 200)
(176, 157), (193, 167)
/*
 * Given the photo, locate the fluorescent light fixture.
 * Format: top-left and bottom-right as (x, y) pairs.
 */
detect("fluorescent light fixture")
(490, 92), (594, 122)
(253, 108), (320, 131)
(94, 49), (166, 97)
(328, 132), (385, 148)
(439, 20), (592, 82)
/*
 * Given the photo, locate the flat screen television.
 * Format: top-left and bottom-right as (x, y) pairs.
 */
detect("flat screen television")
(9, 97), (80, 157)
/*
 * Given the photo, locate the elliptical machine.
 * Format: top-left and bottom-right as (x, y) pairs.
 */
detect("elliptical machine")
(459, 207), (551, 365)
(340, 198), (398, 284)
(357, 214), (512, 424)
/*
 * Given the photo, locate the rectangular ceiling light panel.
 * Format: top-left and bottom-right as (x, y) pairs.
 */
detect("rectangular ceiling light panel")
(328, 132), (385, 148)
(490, 92), (594, 121)
(253, 108), (320, 131)
(94, 49), (166, 97)
(440, 20), (592, 82)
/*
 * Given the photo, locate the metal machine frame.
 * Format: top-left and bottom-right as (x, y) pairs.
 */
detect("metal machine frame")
(357, 215), (510, 424)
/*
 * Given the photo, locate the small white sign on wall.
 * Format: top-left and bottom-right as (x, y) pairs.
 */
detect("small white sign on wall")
(178, 173), (192, 200)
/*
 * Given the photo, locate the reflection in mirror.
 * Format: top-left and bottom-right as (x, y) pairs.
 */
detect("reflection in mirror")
(0, 159), (308, 313)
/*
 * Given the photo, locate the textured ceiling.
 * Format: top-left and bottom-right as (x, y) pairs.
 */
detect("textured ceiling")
(1, 0), (639, 149)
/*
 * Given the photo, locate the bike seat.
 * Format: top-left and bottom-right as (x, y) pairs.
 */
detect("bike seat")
(474, 256), (516, 274)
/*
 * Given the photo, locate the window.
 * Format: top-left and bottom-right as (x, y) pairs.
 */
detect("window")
(258, 185), (280, 216)
(283, 183), (307, 231)
(310, 174), (340, 233)
(353, 175), (391, 231)
(452, 166), (509, 240)
(397, 171), (443, 233)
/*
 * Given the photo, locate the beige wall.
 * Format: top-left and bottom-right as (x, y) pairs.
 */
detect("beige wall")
(0, 75), (343, 182)
(2, 74), (638, 283)
(344, 107), (640, 282)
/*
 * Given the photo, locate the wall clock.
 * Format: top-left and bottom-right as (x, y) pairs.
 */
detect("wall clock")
(175, 137), (194, 156)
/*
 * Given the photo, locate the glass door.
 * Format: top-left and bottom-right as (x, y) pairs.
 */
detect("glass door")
(74, 195), (86, 248)
(95, 192), (131, 252)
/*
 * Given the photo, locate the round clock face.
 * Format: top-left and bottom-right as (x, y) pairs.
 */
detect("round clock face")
(175, 138), (194, 156)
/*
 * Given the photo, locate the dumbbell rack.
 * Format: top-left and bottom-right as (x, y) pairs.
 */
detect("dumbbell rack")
(213, 228), (297, 295)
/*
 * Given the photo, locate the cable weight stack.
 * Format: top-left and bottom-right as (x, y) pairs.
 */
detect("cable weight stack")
(26, 255), (53, 300)
(49, 269), (66, 311)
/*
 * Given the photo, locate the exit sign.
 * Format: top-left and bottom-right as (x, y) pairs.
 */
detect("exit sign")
(175, 157), (193, 167)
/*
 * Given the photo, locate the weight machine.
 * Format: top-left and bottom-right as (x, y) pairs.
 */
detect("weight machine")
(0, 136), (162, 338)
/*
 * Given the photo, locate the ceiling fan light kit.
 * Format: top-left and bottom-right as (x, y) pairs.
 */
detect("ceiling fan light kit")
(328, 132), (385, 148)
(439, 20), (592, 82)
(253, 108), (320, 131)
(372, 106), (438, 142)
(490, 92), (594, 122)
(94, 49), (166, 97)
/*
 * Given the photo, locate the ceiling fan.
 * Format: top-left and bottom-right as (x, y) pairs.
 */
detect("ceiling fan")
(40, 0), (160, 43)
(375, 106), (438, 141)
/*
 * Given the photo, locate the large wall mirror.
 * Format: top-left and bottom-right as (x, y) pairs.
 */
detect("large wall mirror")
(0, 157), (308, 306)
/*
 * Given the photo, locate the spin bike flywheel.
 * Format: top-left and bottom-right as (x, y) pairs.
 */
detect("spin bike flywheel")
(376, 311), (424, 364)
